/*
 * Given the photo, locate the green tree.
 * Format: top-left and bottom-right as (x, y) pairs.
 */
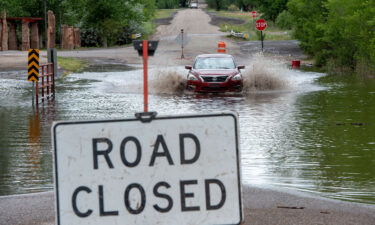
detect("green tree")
(258, 0), (288, 21)
(235, 0), (259, 11)
(288, 0), (375, 74)
(206, 0), (229, 11)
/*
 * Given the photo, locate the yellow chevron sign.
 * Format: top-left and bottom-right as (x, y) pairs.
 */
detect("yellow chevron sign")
(28, 49), (40, 82)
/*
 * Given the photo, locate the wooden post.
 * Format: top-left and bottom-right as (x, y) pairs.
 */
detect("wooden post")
(22, 20), (30, 51)
(47, 10), (55, 49)
(68, 26), (74, 49)
(1, 10), (8, 51)
(8, 22), (17, 50)
(31, 22), (39, 49)
(61, 25), (67, 49)
(73, 28), (80, 48)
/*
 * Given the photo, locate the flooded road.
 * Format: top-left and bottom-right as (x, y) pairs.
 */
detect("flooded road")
(0, 59), (374, 204)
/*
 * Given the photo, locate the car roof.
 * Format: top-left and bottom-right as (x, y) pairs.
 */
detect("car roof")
(196, 54), (233, 58)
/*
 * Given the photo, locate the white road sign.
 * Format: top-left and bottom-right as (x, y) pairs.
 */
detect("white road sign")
(53, 113), (242, 225)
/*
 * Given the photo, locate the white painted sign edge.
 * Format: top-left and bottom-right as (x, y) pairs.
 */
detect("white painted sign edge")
(52, 112), (243, 225)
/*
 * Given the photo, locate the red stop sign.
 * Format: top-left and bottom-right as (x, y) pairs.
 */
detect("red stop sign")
(251, 11), (257, 18)
(256, 19), (267, 31)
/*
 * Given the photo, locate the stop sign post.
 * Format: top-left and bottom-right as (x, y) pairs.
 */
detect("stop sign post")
(255, 19), (267, 52)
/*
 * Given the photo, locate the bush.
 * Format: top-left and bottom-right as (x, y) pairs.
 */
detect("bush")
(288, 0), (375, 75)
(80, 28), (101, 47)
(206, 0), (229, 11)
(156, 0), (179, 8)
(276, 10), (293, 30)
(227, 4), (239, 11)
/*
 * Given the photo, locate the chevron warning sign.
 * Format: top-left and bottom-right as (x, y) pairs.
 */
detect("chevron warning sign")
(28, 49), (40, 82)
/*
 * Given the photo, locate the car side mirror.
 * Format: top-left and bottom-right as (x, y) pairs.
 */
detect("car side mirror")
(237, 65), (245, 70)
(185, 65), (192, 70)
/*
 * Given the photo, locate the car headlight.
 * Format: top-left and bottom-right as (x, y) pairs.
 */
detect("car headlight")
(232, 74), (242, 81)
(187, 74), (198, 81)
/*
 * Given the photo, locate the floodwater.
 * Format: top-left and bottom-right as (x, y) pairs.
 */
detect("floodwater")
(0, 56), (374, 204)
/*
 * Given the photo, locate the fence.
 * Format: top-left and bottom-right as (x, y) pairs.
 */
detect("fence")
(35, 62), (55, 105)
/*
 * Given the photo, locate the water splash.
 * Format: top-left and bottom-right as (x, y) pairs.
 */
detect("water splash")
(149, 69), (187, 94)
(242, 54), (289, 93)
(241, 53), (324, 94)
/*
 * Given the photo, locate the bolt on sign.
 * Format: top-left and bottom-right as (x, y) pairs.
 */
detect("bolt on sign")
(28, 49), (40, 82)
(52, 113), (243, 225)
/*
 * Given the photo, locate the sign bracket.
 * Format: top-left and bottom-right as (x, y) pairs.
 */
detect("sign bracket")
(134, 111), (158, 123)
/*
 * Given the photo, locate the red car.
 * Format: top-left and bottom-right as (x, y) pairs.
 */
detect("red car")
(185, 54), (245, 93)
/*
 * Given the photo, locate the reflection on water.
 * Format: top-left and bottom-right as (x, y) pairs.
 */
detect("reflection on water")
(0, 67), (374, 204)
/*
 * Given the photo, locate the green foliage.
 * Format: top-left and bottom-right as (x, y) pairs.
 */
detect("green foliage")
(235, 0), (259, 11)
(258, 0), (288, 21)
(227, 4), (239, 11)
(276, 10), (293, 29)
(0, 0), (156, 47)
(156, 0), (179, 8)
(288, 0), (375, 75)
(206, 0), (230, 11)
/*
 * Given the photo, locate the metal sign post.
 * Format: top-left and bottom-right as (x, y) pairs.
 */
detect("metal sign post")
(255, 19), (267, 52)
(175, 29), (189, 59)
(142, 40), (149, 112)
(133, 40), (159, 113)
(261, 30), (264, 52)
(181, 29), (185, 59)
(52, 113), (243, 225)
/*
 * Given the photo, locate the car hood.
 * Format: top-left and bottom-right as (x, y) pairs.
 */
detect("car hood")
(192, 69), (238, 76)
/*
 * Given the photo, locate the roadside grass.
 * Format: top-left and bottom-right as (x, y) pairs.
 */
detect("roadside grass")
(149, 8), (179, 37)
(208, 10), (292, 41)
(155, 9), (179, 19)
(58, 57), (88, 76)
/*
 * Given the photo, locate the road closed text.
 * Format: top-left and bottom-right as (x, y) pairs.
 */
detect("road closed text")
(70, 133), (228, 217)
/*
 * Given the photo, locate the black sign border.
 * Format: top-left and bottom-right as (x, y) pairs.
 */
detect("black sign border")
(53, 113), (242, 225)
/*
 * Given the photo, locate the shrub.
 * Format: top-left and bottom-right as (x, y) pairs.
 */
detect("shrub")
(227, 4), (239, 11)
(276, 10), (293, 30)
(80, 28), (101, 47)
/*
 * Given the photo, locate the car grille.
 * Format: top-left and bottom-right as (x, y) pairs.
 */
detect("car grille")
(201, 87), (228, 92)
(201, 76), (228, 82)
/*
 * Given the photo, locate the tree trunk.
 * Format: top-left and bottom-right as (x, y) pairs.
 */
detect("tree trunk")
(102, 36), (108, 48)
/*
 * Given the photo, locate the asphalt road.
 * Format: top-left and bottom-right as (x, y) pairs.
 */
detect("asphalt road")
(1, 185), (374, 225)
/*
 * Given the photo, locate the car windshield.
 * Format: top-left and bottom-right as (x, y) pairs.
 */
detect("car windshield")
(194, 57), (236, 69)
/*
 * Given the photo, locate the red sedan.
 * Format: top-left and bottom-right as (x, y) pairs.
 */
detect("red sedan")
(185, 54), (245, 93)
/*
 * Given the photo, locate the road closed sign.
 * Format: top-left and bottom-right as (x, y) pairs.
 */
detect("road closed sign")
(52, 113), (243, 225)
